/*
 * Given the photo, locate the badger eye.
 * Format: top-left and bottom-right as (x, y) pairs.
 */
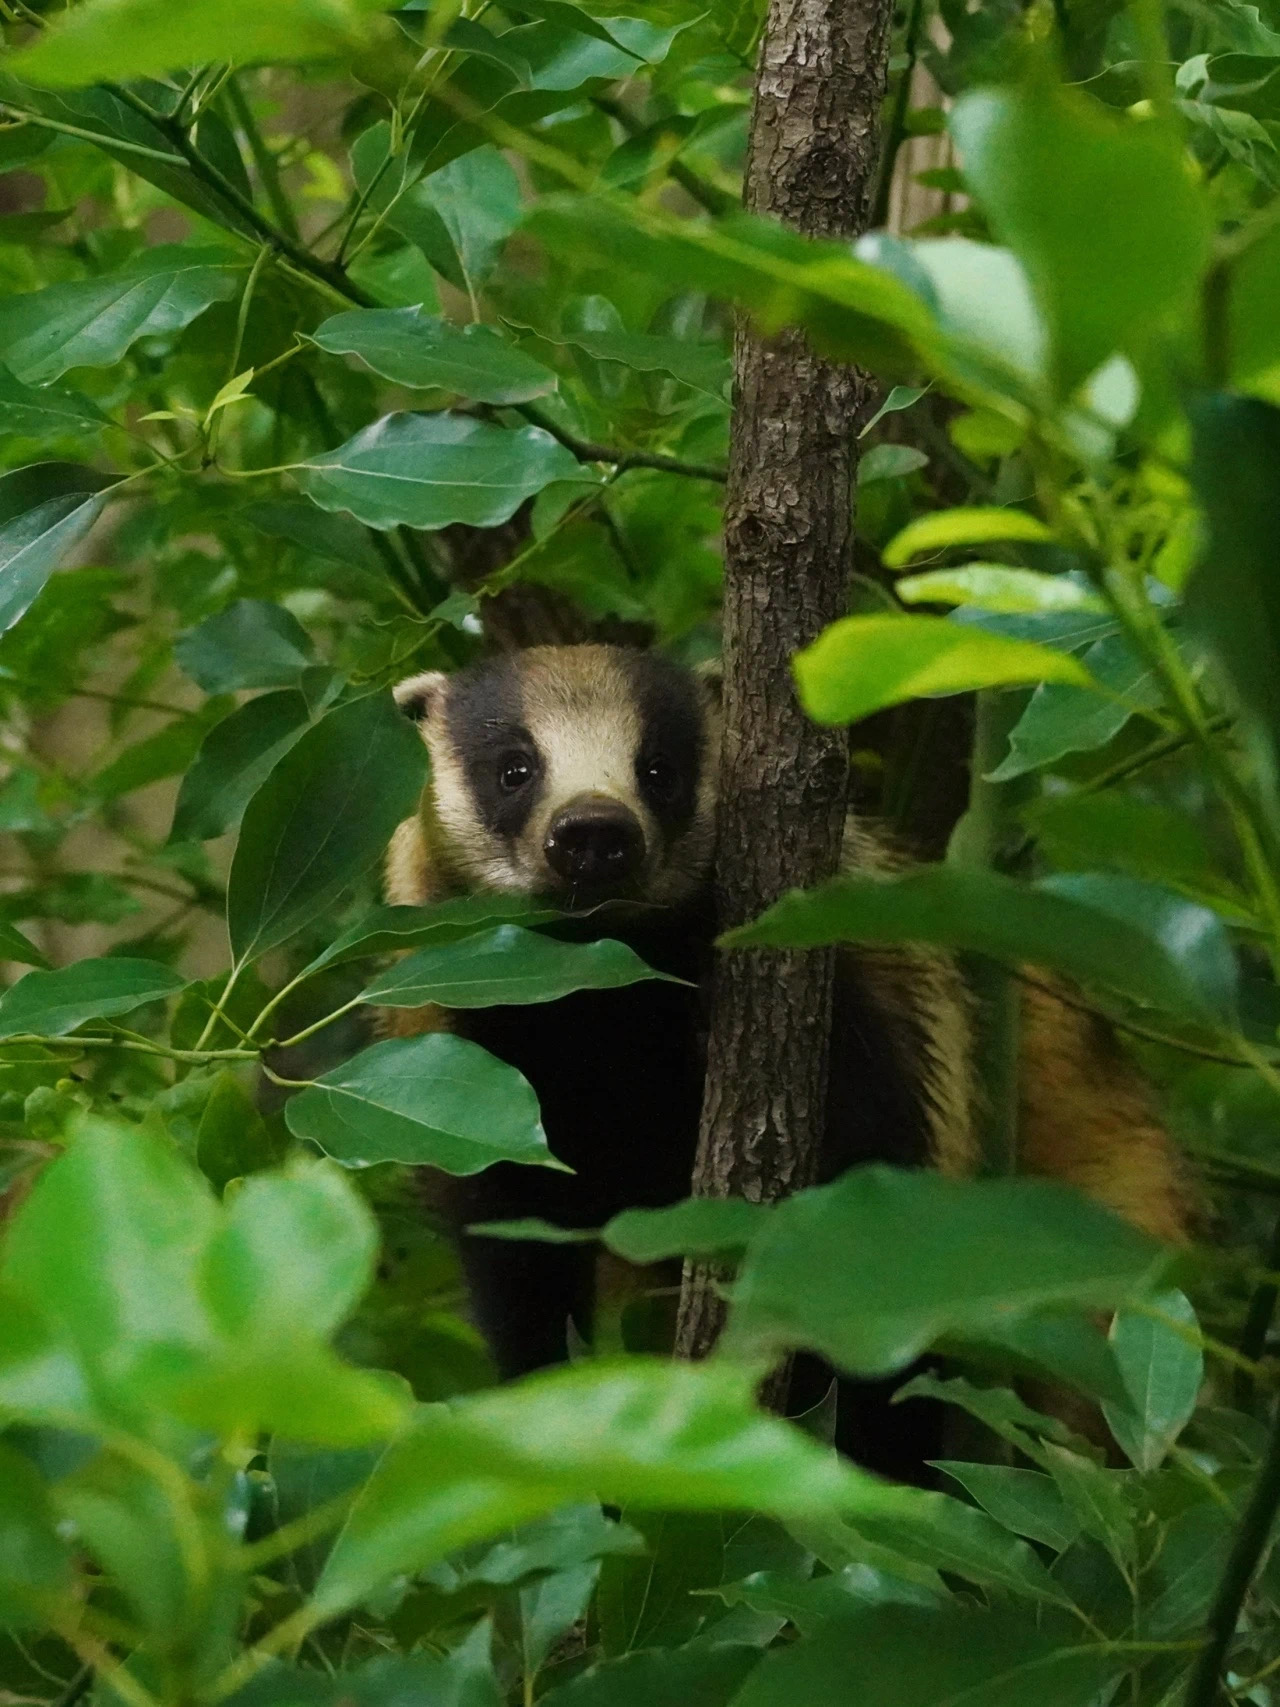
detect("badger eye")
(640, 755), (678, 801)
(499, 755), (533, 792)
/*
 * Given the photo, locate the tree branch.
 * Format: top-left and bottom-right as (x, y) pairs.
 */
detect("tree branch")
(675, 0), (893, 1366)
(513, 403), (727, 483)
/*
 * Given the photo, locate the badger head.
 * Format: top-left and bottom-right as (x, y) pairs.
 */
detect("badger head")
(395, 645), (719, 909)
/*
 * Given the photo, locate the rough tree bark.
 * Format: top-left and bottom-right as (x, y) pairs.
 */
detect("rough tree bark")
(675, 0), (894, 1363)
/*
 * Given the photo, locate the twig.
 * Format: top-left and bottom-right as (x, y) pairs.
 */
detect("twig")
(222, 74), (301, 241)
(513, 402), (726, 483)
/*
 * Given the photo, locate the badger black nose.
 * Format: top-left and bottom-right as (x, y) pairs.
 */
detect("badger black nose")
(544, 800), (644, 888)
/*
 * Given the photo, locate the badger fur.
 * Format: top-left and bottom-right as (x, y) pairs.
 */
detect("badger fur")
(386, 644), (1189, 1462)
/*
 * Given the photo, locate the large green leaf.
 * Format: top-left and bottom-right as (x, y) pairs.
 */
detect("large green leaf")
(0, 366), (108, 437)
(950, 75), (1212, 392)
(298, 412), (581, 531)
(728, 865), (1237, 1023)
(226, 692), (426, 963)
(0, 245), (242, 383)
(1, 1117), (218, 1390)
(311, 307), (557, 403)
(11, 0), (390, 85)
(284, 1033), (562, 1173)
(933, 1463), (1081, 1552)
(175, 600), (315, 694)
(299, 895), (556, 976)
(473, 1197), (769, 1261)
(0, 463), (114, 636)
(400, 147), (524, 299)
(312, 1359), (914, 1619)
(1101, 1290), (1203, 1470)
(720, 1166), (1172, 1376)
(989, 630), (1165, 780)
(0, 957), (187, 1040)
(201, 1159), (379, 1343)
(1187, 394), (1280, 821)
(361, 924), (673, 1008)
(169, 689), (313, 844)
(733, 1603), (1119, 1707)
(795, 614), (1093, 725)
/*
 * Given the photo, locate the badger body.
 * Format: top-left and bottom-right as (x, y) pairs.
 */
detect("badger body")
(387, 644), (1188, 1451)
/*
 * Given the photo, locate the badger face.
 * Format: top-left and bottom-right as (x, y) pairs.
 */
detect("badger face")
(395, 645), (719, 908)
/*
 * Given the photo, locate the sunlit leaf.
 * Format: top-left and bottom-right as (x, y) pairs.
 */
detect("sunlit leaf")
(795, 614), (1094, 725)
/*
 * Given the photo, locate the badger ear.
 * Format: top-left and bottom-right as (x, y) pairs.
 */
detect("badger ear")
(393, 670), (448, 726)
(695, 656), (723, 707)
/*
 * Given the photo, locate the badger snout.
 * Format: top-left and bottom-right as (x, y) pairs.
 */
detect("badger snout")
(543, 798), (645, 891)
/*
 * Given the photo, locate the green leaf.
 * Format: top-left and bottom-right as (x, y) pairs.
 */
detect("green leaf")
(896, 565), (1105, 614)
(538, 1642), (760, 1707)
(201, 1158), (378, 1342)
(299, 895), (557, 976)
(170, 689), (313, 844)
(0, 920), (49, 969)
(882, 506), (1054, 567)
(361, 925), (673, 1008)
(795, 614), (1092, 724)
(0, 245), (242, 383)
(92, 708), (225, 802)
(313, 1359), (911, 1618)
(175, 599), (316, 694)
(11, 0), (390, 86)
(728, 865), (1237, 1022)
(226, 692), (426, 962)
(988, 630), (1165, 780)
(857, 444), (929, 484)
(0, 1443), (73, 1627)
(298, 413), (581, 531)
(405, 147), (523, 299)
(603, 1198), (770, 1263)
(1039, 1444), (1134, 1566)
(2, 1116), (217, 1394)
(311, 307), (557, 403)
(0, 957), (187, 1040)
(1187, 394), (1280, 820)
(950, 75), (1212, 392)
(194, 1071), (284, 1194)
(285, 1033), (561, 1173)
(0, 463), (113, 636)
(1101, 1290), (1203, 1470)
(544, 322), (730, 399)
(1025, 794), (1241, 912)
(0, 367), (108, 437)
(732, 1603), (1119, 1707)
(846, 1490), (1068, 1604)
(720, 1166), (1172, 1376)
(933, 1463), (1081, 1552)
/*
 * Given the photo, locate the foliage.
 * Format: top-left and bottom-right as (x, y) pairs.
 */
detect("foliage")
(0, 0), (1279, 1702)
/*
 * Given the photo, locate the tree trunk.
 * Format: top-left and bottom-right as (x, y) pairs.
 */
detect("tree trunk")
(675, 0), (893, 1364)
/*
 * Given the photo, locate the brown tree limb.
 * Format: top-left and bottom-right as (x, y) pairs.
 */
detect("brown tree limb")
(675, 0), (894, 1368)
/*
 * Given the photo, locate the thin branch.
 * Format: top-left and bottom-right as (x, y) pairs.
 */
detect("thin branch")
(513, 402), (726, 483)
(222, 74), (301, 241)
(0, 105), (185, 164)
(101, 80), (376, 308)
(1186, 1395), (1280, 1707)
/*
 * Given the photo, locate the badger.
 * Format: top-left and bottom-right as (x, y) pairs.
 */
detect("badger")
(385, 643), (1189, 1466)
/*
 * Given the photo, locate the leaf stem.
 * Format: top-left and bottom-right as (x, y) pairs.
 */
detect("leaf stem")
(0, 104), (185, 164)
(273, 995), (365, 1052)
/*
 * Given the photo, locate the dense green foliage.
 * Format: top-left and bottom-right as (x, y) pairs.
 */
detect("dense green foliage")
(2, 0), (1280, 1701)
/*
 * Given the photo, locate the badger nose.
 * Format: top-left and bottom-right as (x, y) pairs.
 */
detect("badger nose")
(544, 800), (644, 888)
